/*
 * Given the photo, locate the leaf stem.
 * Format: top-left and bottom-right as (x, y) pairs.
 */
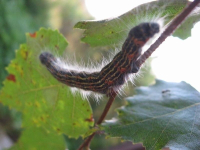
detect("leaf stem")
(78, 90), (117, 150)
(136, 0), (200, 67)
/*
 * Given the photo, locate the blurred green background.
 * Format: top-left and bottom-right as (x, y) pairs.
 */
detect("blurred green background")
(0, 0), (154, 149)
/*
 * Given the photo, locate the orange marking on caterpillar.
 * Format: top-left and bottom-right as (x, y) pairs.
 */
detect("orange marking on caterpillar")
(114, 63), (119, 68)
(128, 54), (135, 60)
(132, 37), (145, 46)
(105, 80), (113, 86)
(117, 67), (126, 74)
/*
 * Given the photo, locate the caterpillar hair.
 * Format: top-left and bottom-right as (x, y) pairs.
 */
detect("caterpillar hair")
(39, 22), (160, 97)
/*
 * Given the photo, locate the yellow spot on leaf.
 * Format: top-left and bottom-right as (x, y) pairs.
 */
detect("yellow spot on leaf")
(16, 100), (22, 106)
(20, 50), (28, 60)
(53, 126), (62, 134)
(42, 99), (46, 104)
(35, 101), (40, 108)
(40, 116), (46, 123)
(57, 100), (64, 110)
(32, 80), (36, 85)
(11, 63), (24, 76)
(32, 118), (39, 124)
(26, 102), (32, 106)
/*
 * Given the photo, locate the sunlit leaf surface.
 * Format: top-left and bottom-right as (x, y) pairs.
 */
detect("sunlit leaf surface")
(9, 128), (65, 150)
(0, 28), (94, 149)
(75, 0), (200, 47)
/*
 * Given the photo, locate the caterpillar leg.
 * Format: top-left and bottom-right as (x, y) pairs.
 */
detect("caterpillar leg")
(130, 62), (139, 73)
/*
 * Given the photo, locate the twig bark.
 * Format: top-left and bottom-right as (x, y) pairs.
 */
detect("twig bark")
(97, 90), (117, 125)
(78, 90), (117, 150)
(78, 0), (200, 149)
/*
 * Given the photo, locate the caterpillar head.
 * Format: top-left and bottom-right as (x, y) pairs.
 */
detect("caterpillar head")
(39, 52), (56, 65)
(129, 22), (160, 42)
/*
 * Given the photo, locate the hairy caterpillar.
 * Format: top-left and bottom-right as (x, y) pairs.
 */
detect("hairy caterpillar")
(39, 22), (159, 95)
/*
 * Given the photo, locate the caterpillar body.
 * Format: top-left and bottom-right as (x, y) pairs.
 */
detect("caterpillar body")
(39, 23), (160, 95)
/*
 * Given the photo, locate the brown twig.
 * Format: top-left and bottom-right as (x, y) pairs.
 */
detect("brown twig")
(78, 133), (95, 150)
(97, 90), (117, 125)
(78, 0), (200, 149)
(136, 0), (200, 68)
(78, 90), (117, 150)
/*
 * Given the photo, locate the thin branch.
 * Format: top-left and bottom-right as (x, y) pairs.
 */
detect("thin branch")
(136, 0), (200, 68)
(78, 0), (200, 149)
(97, 90), (117, 125)
(78, 90), (117, 150)
(78, 133), (95, 150)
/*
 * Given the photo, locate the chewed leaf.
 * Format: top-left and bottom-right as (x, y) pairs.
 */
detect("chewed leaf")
(173, 12), (200, 39)
(102, 80), (200, 150)
(9, 127), (65, 150)
(75, 0), (200, 47)
(0, 28), (94, 141)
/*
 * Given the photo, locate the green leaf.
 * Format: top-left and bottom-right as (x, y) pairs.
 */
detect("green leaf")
(173, 12), (200, 39)
(75, 0), (200, 47)
(0, 0), (49, 89)
(64, 135), (83, 150)
(83, 127), (99, 139)
(9, 127), (65, 150)
(0, 28), (94, 145)
(102, 80), (200, 150)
